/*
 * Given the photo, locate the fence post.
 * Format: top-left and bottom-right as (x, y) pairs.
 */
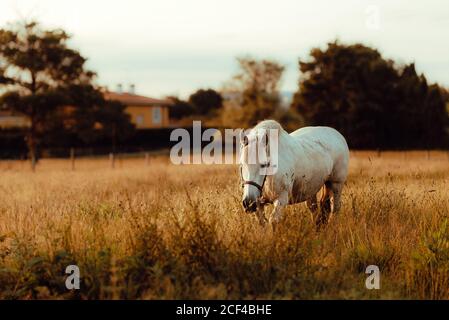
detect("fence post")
(145, 152), (150, 166)
(110, 153), (115, 169)
(70, 148), (75, 171)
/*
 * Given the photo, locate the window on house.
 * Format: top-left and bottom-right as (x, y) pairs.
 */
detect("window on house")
(136, 114), (144, 126)
(152, 107), (162, 124)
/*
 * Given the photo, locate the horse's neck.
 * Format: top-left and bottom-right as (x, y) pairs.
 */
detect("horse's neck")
(274, 133), (306, 178)
(264, 133), (300, 196)
(280, 133), (306, 161)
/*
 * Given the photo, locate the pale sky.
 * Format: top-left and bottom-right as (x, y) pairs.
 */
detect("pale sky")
(1, 0), (448, 98)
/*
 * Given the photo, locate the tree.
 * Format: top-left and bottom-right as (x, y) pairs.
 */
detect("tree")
(272, 107), (305, 133)
(292, 41), (449, 149)
(0, 66), (11, 84)
(0, 21), (132, 168)
(167, 96), (196, 120)
(188, 89), (223, 116)
(42, 85), (135, 152)
(228, 57), (285, 127)
(91, 99), (135, 152)
(438, 87), (449, 138)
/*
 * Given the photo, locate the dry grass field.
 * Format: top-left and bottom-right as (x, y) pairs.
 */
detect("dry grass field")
(0, 151), (448, 299)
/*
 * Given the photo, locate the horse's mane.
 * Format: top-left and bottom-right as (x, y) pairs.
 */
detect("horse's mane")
(252, 120), (286, 133)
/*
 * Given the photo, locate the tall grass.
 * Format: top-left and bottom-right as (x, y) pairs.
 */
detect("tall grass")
(0, 151), (448, 299)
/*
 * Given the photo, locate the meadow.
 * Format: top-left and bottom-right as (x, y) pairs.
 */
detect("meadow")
(0, 151), (448, 299)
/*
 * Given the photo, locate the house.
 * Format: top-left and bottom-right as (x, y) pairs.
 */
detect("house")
(0, 86), (171, 130)
(0, 110), (30, 129)
(104, 88), (171, 129)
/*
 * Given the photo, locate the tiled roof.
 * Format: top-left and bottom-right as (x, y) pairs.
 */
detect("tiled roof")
(104, 91), (171, 107)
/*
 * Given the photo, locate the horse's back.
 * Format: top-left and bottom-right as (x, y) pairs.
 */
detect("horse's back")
(290, 126), (349, 182)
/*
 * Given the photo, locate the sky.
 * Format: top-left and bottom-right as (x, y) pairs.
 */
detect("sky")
(1, 0), (448, 98)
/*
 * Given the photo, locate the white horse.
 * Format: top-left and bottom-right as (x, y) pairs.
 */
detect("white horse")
(239, 120), (349, 227)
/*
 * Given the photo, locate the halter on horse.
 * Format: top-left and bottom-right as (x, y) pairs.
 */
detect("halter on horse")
(240, 166), (267, 193)
(239, 133), (271, 207)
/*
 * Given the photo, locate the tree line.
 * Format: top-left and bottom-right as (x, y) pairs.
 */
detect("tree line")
(1, 21), (448, 169)
(291, 41), (448, 149)
(174, 43), (448, 149)
(0, 21), (134, 170)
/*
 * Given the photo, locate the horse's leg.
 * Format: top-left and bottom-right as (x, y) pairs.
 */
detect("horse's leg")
(307, 195), (318, 212)
(329, 181), (344, 214)
(317, 182), (332, 228)
(306, 194), (318, 222)
(270, 191), (288, 231)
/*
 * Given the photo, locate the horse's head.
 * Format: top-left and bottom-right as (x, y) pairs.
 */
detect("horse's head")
(239, 128), (274, 213)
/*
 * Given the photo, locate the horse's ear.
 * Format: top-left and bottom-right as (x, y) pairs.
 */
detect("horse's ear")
(262, 131), (269, 148)
(263, 131), (270, 158)
(239, 130), (248, 146)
